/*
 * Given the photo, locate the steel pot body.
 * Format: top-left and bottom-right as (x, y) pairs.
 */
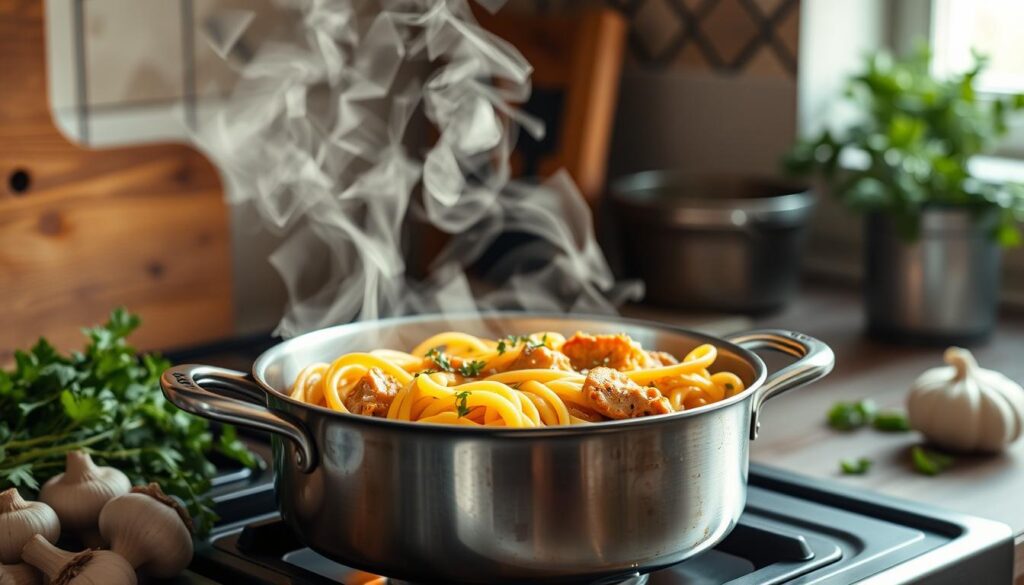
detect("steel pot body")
(865, 210), (1001, 345)
(611, 172), (815, 313)
(160, 314), (832, 584)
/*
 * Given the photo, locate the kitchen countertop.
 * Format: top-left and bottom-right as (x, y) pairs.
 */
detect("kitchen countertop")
(742, 281), (1024, 583)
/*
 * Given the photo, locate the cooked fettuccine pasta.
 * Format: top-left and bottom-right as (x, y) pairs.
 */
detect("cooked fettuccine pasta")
(289, 331), (744, 427)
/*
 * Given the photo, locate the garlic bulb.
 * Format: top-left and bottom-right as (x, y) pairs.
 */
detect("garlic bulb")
(21, 534), (135, 585)
(907, 347), (1024, 453)
(98, 483), (193, 578)
(39, 451), (131, 546)
(0, 489), (60, 564)
(0, 563), (42, 585)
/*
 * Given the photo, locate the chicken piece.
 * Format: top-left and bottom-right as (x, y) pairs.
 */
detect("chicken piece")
(344, 367), (400, 417)
(647, 351), (679, 367)
(583, 367), (673, 419)
(505, 345), (573, 372)
(562, 333), (651, 371)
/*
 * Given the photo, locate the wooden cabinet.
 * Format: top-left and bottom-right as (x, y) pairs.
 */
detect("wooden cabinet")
(0, 0), (233, 360)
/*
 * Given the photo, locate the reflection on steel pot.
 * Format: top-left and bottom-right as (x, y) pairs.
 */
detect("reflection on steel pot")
(160, 314), (833, 584)
(866, 209), (1001, 345)
(611, 172), (815, 313)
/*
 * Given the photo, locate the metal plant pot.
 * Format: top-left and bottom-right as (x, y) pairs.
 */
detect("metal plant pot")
(865, 209), (1001, 345)
(611, 172), (815, 314)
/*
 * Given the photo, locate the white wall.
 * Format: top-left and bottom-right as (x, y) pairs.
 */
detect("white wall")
(796, 0), (889, 279)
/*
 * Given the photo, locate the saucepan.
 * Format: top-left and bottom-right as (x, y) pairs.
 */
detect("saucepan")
(160, 314), (833, 584)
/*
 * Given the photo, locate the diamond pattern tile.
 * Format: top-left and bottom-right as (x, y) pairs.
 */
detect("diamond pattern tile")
(748, 0), (784, 16)
(701, 0), (760, 65)
(530, 0), (801, 77)
(775, 4), (800, 63)
(631, 0), (685, 61)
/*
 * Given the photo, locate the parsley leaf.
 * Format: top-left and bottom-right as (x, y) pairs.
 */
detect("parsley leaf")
(873, 411), (911, 432)
(425, 347), (453, 372)
(827, 399), (877, 430)
(911, 446), (954, 476)
(458, 360), (485, 378)
(839, 457), (872, 475)
(455, 391), (472, 417)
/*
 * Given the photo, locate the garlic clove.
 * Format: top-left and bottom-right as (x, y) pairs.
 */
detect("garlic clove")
(39, 451), (131, 547)
(21, 534), (136, 585)
(0, 489), (60, 564)
(98, 483), (193, 578)
(0, 563), (43, 585)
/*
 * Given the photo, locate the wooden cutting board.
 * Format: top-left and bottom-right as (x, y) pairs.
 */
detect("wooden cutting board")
(0, 0), (233, 361)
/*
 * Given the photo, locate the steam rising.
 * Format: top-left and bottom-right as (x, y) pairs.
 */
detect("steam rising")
(196, 0), (641, 337)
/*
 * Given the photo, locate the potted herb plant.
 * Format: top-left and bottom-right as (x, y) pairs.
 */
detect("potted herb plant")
(787, 48), (1024, 344)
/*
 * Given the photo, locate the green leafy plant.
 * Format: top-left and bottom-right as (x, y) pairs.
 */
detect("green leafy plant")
(0, 309), (257, 535)
(786, 47), (1024, 243)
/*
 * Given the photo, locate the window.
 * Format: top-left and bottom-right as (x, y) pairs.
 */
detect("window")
(932, 0), (1024, 94)
(926, 0), (1024, 158)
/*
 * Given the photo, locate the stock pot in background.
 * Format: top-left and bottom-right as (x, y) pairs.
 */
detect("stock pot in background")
(611, 171), (814, 313)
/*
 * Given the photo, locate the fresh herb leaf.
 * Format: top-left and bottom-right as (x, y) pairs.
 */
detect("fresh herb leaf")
(827, 402), (865, 430)
(497, 334), (545, 355)
(873, 411), (911, 432)
(839, 457), (873, 475)
(911, 446), (954, 476)
(855, 399), (877, 423)
(425, 347), (453, 372)
(455, 391), (472, 417)
(0, 308), (258, 536)
(0, 464), (39, 490)
(458, 360), (486, 378)
(827, 399), (878, 430)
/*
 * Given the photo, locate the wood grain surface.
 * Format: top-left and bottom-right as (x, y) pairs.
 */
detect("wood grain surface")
(748, 281), (1024, 581)
(0, 0), (233, 360)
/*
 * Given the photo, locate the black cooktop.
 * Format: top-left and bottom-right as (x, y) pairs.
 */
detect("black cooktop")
(163, 339), (1014, 585)
(170, 443), (1012, 585)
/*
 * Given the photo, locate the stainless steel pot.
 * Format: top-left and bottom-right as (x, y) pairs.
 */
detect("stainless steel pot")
(611, 172), (815, 313)
(866, 210), (1001, 345)
(160, 314), (833, 584)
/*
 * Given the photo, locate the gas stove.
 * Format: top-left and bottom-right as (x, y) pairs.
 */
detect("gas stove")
(165, 338), (1014, 585)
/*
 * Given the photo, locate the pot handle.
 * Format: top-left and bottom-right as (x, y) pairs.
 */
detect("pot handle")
(160, 364), (317, 472)
(725, 330), (834, 440)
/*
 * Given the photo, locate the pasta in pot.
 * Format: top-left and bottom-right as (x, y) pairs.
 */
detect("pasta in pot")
(289, 331), (745, 427)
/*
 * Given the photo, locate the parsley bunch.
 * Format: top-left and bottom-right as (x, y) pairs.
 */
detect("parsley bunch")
(0, 309), (257, 535)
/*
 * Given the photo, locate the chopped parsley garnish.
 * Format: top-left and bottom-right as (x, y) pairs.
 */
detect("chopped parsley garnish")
(911, 446), (954, 476)
(455, 391), (472, 417)
(872, 411), (911, 432)
(827, 399), (877, 430)
(458, 360), (486, 377)
(496, 334), (547, 355)
(839, 457), (872, 475)
(425, 348), (485, 378)
(425, 347), (453, 372)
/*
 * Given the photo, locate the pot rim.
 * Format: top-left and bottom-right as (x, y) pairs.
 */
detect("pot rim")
(610, 170), (814, 228)
(251, 311), (769, 436)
